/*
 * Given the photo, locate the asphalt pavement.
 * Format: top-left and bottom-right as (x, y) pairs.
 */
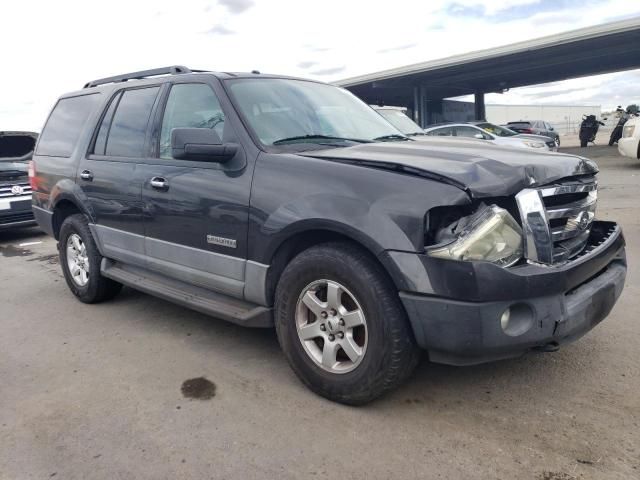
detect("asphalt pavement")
(1, 142), (638, 480)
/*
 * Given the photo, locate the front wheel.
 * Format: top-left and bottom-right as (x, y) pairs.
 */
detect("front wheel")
(275, 242), (420, 405)
(59, 214), (122, 303)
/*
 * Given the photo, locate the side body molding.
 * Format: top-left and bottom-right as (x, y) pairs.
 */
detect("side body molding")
(90, 224), (270, 306)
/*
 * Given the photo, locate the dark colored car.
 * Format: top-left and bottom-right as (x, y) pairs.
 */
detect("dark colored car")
(32, 66), (626, 404)
(470, 121), (558, 151)
(507, 120), (561, 147)
(1, 131), (38, 230)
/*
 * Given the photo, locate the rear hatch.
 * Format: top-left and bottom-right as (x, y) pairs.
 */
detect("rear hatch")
(0, 131), (38, 180)
(1, 131), (38, 162)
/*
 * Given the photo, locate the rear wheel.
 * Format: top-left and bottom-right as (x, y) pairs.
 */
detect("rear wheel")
(59, 214), (122, 303)
(275, 242), (420, 405)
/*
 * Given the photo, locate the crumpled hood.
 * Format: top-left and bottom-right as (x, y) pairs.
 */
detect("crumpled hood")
(299, 138), (597, 198)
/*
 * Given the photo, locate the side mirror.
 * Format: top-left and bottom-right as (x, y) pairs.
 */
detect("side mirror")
(474, 133), (485, 140)
(171, 128), (237, 162)
(549, 127), (555, 131)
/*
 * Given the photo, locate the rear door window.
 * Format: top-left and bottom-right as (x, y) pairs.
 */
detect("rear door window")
(104, 87), (160, 157)
(426, 127), (454, 136)
(36, 94), (101, 157)
(93, 92), (122, 155)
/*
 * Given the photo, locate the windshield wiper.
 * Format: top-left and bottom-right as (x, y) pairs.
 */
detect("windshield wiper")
(407, 132), (426, 136)
(272, 135), (372, 145)
(373, 134), (411, 142)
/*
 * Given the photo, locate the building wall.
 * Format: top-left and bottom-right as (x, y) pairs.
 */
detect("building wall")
(485, 104), (602, 135)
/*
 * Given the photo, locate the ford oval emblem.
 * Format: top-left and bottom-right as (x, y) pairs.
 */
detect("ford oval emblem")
(577, 212), (590, 230)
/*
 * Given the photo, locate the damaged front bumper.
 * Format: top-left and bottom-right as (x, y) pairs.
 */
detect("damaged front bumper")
(390, 221), (627, 365)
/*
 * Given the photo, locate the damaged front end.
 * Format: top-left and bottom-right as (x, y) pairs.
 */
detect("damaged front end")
(425, 174), (601, 268)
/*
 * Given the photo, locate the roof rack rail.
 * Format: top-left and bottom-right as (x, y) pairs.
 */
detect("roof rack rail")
(83, 65), (193, 88)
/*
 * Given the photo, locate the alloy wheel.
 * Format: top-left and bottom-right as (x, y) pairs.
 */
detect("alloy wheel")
(295, 279), (368, 374)
(66, 233), (90, 287)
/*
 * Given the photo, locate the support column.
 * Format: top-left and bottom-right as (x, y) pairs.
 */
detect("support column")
(419, 85), (428, 127)
(413, 86), (420, 124)
(474, 92), (486, 121)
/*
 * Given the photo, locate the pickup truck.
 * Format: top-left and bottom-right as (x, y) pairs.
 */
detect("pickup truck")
(31, 67), (626, 404)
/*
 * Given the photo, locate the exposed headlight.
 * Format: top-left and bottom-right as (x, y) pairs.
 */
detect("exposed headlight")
(428, 205), (523, 267)
(523, 140), (546, 148)
(623, 125), (635, 138)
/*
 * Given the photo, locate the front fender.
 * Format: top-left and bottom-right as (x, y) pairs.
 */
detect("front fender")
(249, 152), (470, 264)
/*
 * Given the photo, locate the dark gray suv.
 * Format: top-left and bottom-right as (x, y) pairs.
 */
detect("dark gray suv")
(31, 66), (626, 404)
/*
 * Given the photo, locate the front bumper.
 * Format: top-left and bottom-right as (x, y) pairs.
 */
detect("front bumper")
(618, 136), (639, 159)
(0, 196), (36, 230)
(392, 221), (626, 365)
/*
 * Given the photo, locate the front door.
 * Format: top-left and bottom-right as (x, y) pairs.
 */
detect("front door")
(78, 86), (161, 267)
(138, 82), (252, 298)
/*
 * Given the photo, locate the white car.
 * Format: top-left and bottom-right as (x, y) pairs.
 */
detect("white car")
(423, 123), (550, 151)
(618, 116), (640, 159)
(371, 106), (553, 151)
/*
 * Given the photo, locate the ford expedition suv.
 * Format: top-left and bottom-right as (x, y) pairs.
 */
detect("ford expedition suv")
(31, 66), (627, 404)
(1, 131), (38, 230)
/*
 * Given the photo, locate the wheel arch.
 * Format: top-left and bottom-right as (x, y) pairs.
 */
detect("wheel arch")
(51, 198), (86, 239)
(262, 224), (406, 307)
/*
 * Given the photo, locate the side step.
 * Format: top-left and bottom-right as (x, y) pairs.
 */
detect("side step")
(101, 260), (273, 327)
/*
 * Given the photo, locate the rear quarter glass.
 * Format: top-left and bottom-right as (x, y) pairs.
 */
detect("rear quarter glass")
(36, 94), (102, 157)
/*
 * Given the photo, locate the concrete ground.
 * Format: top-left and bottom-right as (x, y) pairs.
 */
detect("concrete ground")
(1, 143), (638, 480)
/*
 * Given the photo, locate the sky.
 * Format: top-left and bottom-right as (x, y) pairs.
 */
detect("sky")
(1, 0), (640, 131)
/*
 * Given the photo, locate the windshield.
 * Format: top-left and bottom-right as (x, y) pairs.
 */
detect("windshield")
(227, 79), (405, 146)
(476, 122), (518, 137)
(377, 109), (423, 135)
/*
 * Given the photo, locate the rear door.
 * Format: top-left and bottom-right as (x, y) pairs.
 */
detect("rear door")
(137, 81), (252, 298)
(543, 122), (555, 138)
(78, 85), (161, 267)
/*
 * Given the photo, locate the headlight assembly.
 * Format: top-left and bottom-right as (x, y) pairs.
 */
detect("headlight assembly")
(523, 140), (546, 148)
(428, 205), (523, 267)
(623, 125), (635, 138)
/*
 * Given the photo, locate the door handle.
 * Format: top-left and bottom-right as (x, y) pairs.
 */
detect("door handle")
(150, 177), (169, 190)
(80, 170), (93, 181)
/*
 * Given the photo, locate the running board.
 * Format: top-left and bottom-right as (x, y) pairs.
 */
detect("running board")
(101, 259), (273, 327)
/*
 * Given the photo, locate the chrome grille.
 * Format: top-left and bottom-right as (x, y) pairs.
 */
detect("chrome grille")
(516, 177), (597, 264)
(0, 181), (32, 198)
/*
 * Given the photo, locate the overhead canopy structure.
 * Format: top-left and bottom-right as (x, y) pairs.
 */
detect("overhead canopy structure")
(336, 17), (640, 126)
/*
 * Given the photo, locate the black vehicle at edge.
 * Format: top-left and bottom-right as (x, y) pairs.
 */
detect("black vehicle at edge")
(31, 66), (627, 404)
(1, 131), (38, 230)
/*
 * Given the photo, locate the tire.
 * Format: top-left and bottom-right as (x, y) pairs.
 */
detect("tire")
(555, 137), (561, 148)
(59, 214), (122, 303)
(274, 242), (420, 405)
